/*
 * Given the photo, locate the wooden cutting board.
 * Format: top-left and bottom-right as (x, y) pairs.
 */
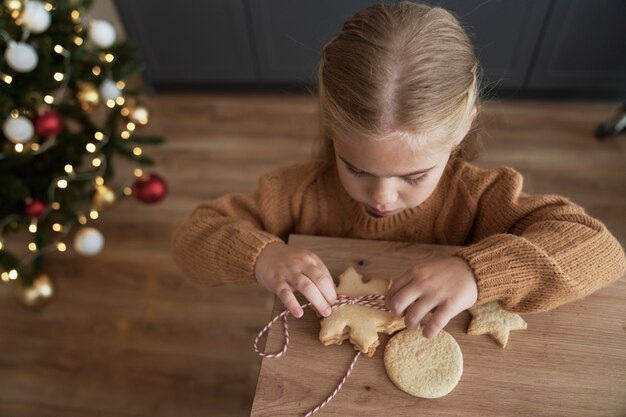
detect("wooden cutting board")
(251, 234), (626, 416)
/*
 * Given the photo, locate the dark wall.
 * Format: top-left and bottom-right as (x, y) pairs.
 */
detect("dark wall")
(115, 0), (626, 99)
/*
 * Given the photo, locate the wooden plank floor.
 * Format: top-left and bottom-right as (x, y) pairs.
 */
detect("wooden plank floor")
(1, 94), (625, 417)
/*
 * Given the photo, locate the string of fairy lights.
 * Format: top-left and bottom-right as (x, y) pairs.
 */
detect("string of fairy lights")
(0, 0), (166, 294)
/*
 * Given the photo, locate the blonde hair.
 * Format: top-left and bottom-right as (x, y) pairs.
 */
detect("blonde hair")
(317, 1), (482, 159)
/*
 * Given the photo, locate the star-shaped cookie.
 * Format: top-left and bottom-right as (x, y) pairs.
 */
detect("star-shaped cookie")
(319, 266), (405, 357)
(467, 301), (527, 348)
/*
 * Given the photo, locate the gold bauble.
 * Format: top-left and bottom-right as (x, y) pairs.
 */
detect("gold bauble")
(76, 82), (100, 112)
(17, 273), (54, 308)
(4, 0), (23, 12)
(92, 184), (117, 210)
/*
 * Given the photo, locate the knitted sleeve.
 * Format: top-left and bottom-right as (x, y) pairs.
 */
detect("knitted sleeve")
(171, 162), (322, 286)
(454, 167), (626, 313)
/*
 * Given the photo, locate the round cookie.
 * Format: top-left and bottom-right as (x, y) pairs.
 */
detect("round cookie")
(384, 329), (463, 398)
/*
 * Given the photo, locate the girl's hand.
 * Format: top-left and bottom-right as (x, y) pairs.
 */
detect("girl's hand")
(254, 242), (337, 318)
(386, 256), (478, 338)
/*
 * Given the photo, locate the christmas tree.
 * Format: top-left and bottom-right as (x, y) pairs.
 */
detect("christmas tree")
(0, 0), (166, 306)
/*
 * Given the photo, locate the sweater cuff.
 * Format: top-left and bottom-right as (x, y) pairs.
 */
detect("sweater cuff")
(215, 228), (283, 285)
(455, 234), (542, 305)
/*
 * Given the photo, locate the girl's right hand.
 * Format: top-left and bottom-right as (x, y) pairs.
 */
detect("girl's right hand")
(254, 242), (337, 318)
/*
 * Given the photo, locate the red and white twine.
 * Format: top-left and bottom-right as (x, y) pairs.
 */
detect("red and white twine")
(254, 294), (390, 416)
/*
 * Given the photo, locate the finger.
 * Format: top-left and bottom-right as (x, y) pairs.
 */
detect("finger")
(385, 272), (413, 307)
(405, 298), (438, 331)
(387, 272), (412, 298)
(302, 263), (336, 305)
(277, 286), (303, 318)
(293, 274), (332, 317)
(309, 254), (336, 303)
(386, 282), (422, 317)
(422, 303), (456, 339)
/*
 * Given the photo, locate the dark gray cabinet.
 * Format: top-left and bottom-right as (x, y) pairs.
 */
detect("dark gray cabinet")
(528, 0), (626, 91)
(248, 1), (376, 83)
(425, 0), (551, 90)
(116, 0), (255, 82)
(115, 0), (626, 97)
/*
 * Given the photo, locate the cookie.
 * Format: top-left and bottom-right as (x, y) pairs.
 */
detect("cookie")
(467, 301), (527, 348)
(384, 328), (463, 398)
(319, 266), (405, 357)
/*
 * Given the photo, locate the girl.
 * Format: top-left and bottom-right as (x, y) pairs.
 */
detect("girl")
(172, 2), (625, 339)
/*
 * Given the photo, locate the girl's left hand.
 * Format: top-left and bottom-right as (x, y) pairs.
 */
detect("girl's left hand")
(385, 256), (478, 338)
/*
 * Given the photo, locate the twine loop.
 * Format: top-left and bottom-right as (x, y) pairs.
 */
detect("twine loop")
(254, 293), (390, 416)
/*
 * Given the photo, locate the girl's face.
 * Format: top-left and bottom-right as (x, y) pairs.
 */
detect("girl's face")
(334, 135), (451, 217)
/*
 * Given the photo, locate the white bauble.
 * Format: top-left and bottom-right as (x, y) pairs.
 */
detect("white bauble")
(99, 79), (121, 101)
(22, 1), (51, 33)
(3, 116), (35, 143)
(4, 42), (38, 73)
(74, 227), (105, 256)
(89, 19), (116, 49)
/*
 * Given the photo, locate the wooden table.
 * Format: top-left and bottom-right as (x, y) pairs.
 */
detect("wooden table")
(250, 235), (626, 417)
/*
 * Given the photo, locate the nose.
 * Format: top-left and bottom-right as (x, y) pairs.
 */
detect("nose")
(369, 178), (398, 207)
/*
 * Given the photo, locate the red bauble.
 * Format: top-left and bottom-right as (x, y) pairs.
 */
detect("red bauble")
(133, 173), (167, 204)
(34, 109), (63, 138)
(24, 197), (47, 218)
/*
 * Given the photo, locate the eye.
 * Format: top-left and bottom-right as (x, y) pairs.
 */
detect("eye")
(403, 174), (427, 185)
(346, 164), (366, 177)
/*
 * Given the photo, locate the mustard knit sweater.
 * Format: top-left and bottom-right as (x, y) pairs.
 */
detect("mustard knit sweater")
(171, 157), (625, 312)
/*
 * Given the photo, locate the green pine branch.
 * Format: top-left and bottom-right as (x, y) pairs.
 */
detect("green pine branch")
(0, 0), (165, 286)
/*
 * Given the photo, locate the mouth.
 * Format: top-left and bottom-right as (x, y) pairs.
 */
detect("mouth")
(365, 206), (394, 217)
